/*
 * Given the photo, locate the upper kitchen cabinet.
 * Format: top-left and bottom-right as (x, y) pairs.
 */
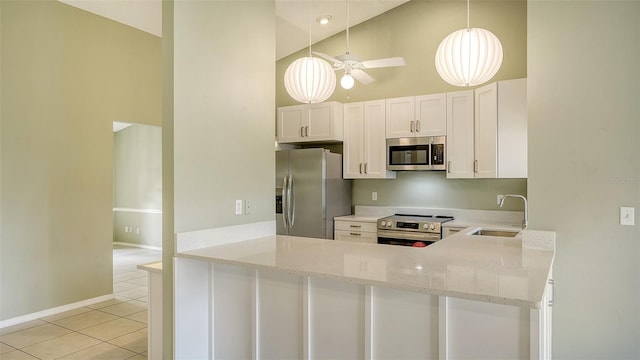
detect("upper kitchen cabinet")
(475, 78), (527, 178)
(277, 101), (344, 143)
(344, 100), (396, 179)
(446, 90), (475, 178)
(385, 94), (447, 139)
(446, 78), (527, 179)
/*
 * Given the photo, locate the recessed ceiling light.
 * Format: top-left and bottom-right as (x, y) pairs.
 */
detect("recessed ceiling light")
(316, 15), (332, 25)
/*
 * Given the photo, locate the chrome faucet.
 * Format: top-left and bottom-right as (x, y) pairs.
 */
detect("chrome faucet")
(498, 194), (528, 229)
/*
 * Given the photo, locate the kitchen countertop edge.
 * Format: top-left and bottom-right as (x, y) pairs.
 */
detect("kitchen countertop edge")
(177, 232), (554, 310)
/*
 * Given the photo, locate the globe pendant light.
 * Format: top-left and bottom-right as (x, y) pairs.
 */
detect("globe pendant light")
(434, 0), (503, 87)
(284, 0), (336, 103)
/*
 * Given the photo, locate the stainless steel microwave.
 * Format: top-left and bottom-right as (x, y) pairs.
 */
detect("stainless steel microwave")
(386, 136), (446, 171)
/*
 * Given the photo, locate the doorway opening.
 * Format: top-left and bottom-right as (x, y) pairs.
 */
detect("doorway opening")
(112, 122), (162, 250)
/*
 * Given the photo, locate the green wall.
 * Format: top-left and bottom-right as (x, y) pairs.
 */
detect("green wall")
(0, 0), (161, 320)
(172, 1), (276, 233)
(164, 1), (276, 355)
(528, 1), (640, 357)
(354, 172), (526, 211)
(113, 124), (162, 248)
(276, 0), (528, 211)
(276, 0), (527, 107)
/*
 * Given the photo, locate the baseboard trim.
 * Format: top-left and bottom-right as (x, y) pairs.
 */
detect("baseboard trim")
(114, 242), (162, 251)
(0, 294), (115, 329)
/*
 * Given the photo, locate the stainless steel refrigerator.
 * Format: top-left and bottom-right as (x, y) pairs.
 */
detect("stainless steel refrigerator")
(276, 148), (352, 239)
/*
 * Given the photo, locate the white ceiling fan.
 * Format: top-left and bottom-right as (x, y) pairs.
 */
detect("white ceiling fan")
(313, 0), (406, 89)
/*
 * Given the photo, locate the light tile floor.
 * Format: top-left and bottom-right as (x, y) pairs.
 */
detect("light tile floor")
(0, 245), (161, 360)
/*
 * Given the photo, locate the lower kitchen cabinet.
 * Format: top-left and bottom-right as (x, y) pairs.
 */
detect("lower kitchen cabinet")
(334, 219), (377, 244)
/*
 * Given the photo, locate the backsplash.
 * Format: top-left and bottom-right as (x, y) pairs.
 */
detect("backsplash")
(352, 171), (527, 211)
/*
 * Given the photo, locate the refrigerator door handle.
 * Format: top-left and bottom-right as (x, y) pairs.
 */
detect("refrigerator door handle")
(289, 175), (295, 228)
(281, 176), (289, 229)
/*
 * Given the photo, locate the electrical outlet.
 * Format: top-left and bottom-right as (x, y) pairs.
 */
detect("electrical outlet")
(620, 207), (635, 226)
(245, 200), (251, 215)
(235, 200), (243, 215)
(372, 192), (378, 201)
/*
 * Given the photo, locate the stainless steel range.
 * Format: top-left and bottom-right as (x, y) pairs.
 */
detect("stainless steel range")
(377, 214), (454, 247)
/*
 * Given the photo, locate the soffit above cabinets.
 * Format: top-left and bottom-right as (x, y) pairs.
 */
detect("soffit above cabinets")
(57, 0), (409, 60)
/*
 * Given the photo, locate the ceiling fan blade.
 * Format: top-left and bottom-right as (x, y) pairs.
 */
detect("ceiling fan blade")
(312, 52), (342, 65)
(361, 57), (406, 69)
(351, 69), (375, 85)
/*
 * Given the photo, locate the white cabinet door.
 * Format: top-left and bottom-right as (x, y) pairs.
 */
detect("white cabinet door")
(277, 102), (343, 143)
(343, 100), (395, 179)
(497, 78), (527, 178)
(446, 90), (475, 179)
(363, 100), (394, 178)
(277, 105), (305, 143)
(343, 102), (365, 179)
(474, 82), (498, 178)
(385, 96), (415, 138)
(308, 102), (336, 141)
(415, 93), (447, 136)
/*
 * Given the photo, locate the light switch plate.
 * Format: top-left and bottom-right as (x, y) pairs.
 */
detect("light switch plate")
(235, 200), (243, 215)
(620, 207), (635, 226)
(372, 192), (378, 201)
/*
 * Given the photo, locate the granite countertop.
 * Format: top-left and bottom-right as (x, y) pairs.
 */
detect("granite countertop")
(177, 228), (555, 309)
(137, 261), (162, 273)
(334, 215), (385, 222)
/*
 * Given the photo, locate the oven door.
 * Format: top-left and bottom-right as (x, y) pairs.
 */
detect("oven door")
(377, 229), (441, 247)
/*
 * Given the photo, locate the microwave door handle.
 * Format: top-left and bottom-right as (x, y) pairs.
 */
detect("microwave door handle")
(288, 175), (295, 227)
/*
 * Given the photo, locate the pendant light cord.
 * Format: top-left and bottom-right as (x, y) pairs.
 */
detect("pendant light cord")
(346, 0), (350, 54)
(466, 0), (470, 29)
(308, 0), (312, 57)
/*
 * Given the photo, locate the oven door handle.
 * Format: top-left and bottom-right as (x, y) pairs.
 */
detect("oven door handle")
(377, 230), (441, 241)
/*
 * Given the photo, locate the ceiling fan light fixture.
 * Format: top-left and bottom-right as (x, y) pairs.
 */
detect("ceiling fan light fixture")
(316, 15), (332, 25)
(284, 56), (336, 103)
(340, 72), (355, 90)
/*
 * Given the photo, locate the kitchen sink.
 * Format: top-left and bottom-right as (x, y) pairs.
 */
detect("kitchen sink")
(469, 229), (520, 237)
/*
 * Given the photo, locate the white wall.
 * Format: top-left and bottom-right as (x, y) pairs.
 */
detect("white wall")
(528, 1), (640, 358)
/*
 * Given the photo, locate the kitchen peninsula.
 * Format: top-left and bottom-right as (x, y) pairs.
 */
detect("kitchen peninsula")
(173, 221), (554, 359)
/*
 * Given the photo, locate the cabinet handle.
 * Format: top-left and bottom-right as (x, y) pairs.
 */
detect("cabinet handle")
(474, 160), (478, 173)
(364, 162), (368, 174)
(300, 126), (304, 137)
(548, 279), (555, 307)
(416, 120), (421, 133)
(447, 161), (451, 174)
(349, 232), (361, 236)
(359, 163), (363, 174)
(305, 125), (309, 137)
(410, 121), (415, 133)
(349, 224), (362, 228)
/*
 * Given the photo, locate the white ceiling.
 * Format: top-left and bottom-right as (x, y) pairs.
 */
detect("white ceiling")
(57, 0), (409, 60)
